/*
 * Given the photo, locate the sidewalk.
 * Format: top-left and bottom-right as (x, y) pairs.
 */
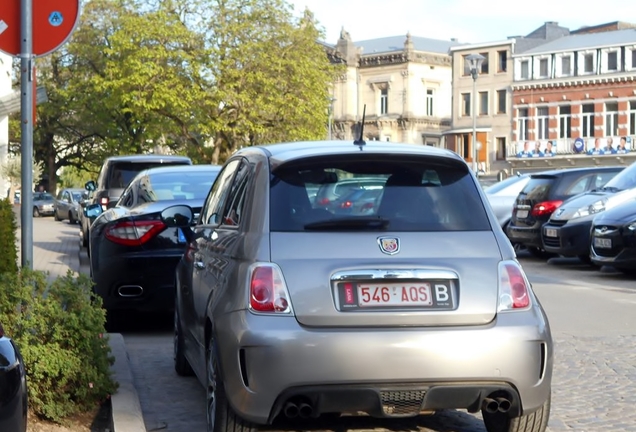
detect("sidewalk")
(16, 210), (147, 432)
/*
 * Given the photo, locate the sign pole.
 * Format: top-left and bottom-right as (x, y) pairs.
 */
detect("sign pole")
(20, 0), (33, 269)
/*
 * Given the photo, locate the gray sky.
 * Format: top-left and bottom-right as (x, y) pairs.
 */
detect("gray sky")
(289, 0), (630, 44)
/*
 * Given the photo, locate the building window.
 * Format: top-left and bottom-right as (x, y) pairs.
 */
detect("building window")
(581, 104), (595, 137)
(496, 137), (506, 160)
(520, 60), (529, 79)
(561, 56), (571, 75)
(426, 89), (434, 116)
(537, 107), (549, 139)
(518, 108), (529, 140)
(584, 54), (594, 73)
(629, 101), (636, 135)
(480, 52), (489, 74)
(462, 133), (470, 157)
(498, 50), (507, 72)
(462, 93), (471, 116)
(380, 87), (388, 115)
(462, 55), (471, 76)
(539, 58), (549, 77)
(497, 89), (506, 114)
(608, 51), (618, 71)
(605, 102), (619, 136)
(479, 91), (488, 115)
(632, 50), (636, 69)
(558, 105), (571, 139)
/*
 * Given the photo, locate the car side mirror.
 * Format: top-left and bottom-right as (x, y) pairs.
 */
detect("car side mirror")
(85, 180), (96, 192)
(83, 203), (103, 218)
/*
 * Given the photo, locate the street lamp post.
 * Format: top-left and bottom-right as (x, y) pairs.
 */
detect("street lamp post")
(466, 53), (485, 175)
(328, 96), (336, 140)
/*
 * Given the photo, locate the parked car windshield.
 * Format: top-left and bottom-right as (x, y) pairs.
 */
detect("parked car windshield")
(270, 155), (491, 232)
(124, 170), (218, 206)
(602, 162), (636, 191)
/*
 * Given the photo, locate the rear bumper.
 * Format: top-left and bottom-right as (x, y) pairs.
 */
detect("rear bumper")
(541, 217), (593, 256)
(214, 306), (553, 424)
(92, 252), (183, 312)
(505, 224), (543, 248)
(0, 339), (28, 432)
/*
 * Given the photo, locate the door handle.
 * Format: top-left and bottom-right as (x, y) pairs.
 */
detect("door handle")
(194, 261), (205, 270)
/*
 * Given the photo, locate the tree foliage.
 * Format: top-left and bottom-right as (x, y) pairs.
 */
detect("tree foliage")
(8, 0), (341, 191)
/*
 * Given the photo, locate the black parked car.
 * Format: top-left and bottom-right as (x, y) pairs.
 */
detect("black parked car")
(541, 162), (636, 263)
(85, 164), (220, 326)
(589, 199), (636, 274)
(506, 167), (622, 258)
(0, 323), (28, 432)
(80, 154), (193, 248)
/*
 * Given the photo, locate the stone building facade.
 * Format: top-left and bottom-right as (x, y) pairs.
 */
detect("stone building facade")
(326, 29), (462, 146)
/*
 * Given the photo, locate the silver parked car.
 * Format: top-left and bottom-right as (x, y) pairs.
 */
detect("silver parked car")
(54, 188), (86, 224)
(168, 140), (553, 432)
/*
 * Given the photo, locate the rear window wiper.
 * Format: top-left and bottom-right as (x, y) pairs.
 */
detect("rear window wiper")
(304, 216), (390, 230)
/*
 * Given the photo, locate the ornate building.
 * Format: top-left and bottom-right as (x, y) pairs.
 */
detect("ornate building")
(326, 29), (462, 146)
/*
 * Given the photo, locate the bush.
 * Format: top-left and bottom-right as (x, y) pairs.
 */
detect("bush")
(0, 198), (18, 275)
(0, 268), (118, 422)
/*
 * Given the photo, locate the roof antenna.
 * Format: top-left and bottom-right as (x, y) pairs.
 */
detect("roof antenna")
(354, 104), (366, 149)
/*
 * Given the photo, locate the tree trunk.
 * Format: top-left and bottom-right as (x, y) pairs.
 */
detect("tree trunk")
(47, 151), (57, 194)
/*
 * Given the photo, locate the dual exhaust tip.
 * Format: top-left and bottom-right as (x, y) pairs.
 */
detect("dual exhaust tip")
(482, 396), (512, 414)
(283, 400), (313, 419)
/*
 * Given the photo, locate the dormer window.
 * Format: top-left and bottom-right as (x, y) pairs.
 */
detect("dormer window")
(608, 51), (618, 71)
(583, 54), (594, 73)
(539, 58), (549, 77)
(561, 56), (571, 75)
(520, 60), (529, 79)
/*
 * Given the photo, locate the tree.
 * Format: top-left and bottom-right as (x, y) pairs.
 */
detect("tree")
(0, 158), (44, 203)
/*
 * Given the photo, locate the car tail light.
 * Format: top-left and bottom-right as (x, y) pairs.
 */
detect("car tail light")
(249, 263), (292, 314)
(498, 261), (531, 311)
(105, 220), (166, 246)
(318, 198), (330, 205)
(340, 200), (353, 209)
(361, 202), (374, 211)
(531, 200), (563, 217)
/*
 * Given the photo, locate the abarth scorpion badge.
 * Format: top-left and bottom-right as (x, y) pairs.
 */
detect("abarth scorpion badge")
(378, 237), (400, 255)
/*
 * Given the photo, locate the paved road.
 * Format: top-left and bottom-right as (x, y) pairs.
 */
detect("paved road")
(28, 217), (636, 431)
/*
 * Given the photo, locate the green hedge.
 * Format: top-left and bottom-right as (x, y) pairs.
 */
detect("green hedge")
(0, 198), (117, 423)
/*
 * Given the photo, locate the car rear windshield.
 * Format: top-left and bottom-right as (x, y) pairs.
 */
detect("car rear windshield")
(108, 161), (191, 189)
(270, 155), (491, 232)
(132, 170), (219, 203)
(519, 176), (555, 201)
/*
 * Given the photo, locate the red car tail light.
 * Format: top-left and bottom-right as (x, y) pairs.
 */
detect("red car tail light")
(105, 220), (166, 246)
(318, 198), (330, 205)
(531, 200), (563, 217)
(249, 264), (292, 314)
(498, 261), (531, 311)
(340, 200), (353, 209)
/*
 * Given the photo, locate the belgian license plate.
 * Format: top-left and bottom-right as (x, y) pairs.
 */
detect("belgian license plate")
(516, 210), (528, 219)
(338, 281), (453, 310)
(594, 237), (611, 249)
(545, 228), (557, 238)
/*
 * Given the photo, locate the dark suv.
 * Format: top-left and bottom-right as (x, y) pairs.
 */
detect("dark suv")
(80, 154), (192, 247)
(506, 167), (622, 258)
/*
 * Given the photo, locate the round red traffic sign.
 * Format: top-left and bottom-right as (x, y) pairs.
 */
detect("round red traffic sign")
(0, 0), (81, 57)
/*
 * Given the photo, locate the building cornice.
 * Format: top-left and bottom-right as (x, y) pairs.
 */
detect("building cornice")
(512, 74), (636, 90)
(449, 39), (515, 52)
(359, 51), (451, 68)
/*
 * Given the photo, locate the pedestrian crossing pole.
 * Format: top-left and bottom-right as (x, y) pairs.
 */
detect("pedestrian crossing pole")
(20, 0), (34, 269)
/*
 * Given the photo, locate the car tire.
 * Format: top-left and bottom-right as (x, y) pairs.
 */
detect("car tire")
(615, 266), (636, 275)
(81, 225), (89, 248)
(68, 212), (75, 225)
(54, 210), (61, 221)
(206, 337), (257, 432)
(483, 393), (550, 432)
(105, 310), (125, 332)
(174, 306), (194, 376)
(33, 207), (40, 218)
(577, 254), (593, 265)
